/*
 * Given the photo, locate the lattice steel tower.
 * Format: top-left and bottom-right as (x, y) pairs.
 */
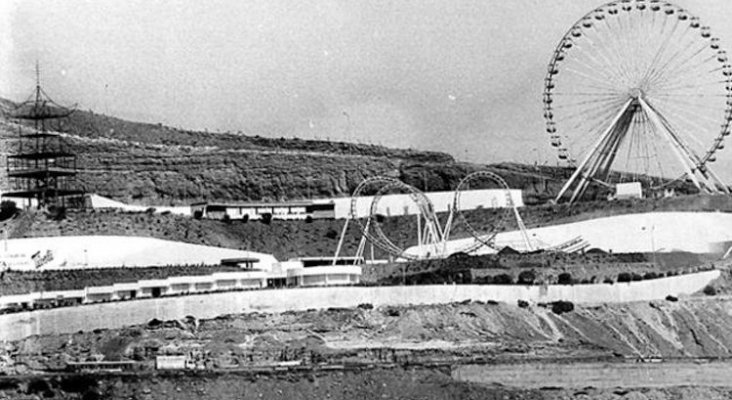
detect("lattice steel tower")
(5, 64), (84, 208)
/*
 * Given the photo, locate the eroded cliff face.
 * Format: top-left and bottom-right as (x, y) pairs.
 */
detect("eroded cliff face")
(0, 107), (461, 205)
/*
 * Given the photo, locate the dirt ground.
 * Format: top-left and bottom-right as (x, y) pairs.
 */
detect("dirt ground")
(5, 367), (731, 400)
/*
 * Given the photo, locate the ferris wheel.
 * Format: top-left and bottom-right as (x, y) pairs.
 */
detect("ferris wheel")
(544, 0), (732, 203)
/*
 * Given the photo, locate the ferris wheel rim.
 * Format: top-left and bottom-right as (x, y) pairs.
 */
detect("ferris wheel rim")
(544, 0), (732, 191)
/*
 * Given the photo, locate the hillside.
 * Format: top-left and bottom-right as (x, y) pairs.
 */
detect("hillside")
(0, 104), (464, 205)
(0, 99), (701, 207)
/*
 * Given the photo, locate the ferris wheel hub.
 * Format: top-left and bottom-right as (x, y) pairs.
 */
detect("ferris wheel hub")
(628, 87), (644, 100)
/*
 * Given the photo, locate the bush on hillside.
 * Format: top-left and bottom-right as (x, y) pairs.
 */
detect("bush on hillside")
(0, 201), (18, 221)
(551, 301), (574, 315)
(703, 285), (717, 296)
(517, 270), (536, 285)
(557, 272), (573, 285)
(643, 272), (659, 280)
(492, 274), (513, 285)
(617, 272), (632, 283)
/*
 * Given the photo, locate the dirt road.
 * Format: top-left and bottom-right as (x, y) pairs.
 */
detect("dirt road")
(453, 360), (732, 389)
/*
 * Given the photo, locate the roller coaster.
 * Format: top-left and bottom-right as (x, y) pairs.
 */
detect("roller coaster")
(333, 171), (535, 262)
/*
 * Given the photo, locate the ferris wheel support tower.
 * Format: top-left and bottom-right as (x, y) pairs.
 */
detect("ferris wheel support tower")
(545, 0), (732, 204)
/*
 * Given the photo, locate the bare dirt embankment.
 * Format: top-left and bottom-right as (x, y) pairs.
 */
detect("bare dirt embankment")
(4, 292), (732, 399)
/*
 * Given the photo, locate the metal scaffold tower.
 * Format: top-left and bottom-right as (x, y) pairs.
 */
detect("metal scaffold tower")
(4, 63), (84, 208)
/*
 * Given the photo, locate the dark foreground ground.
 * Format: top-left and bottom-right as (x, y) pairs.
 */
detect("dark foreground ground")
(2, 366), (732, 400)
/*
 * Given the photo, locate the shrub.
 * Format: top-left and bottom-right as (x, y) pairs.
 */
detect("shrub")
(222, 214), (231, 224)
(47, 205), (67, 221)
(384, 307), (400, 317)
(617, 272), (632, 283)
(325, 229), (339, 239)
(493, 273), (513, 284)
(551, 301), (575, 315)
(517, 270), (536, 285)
(557, 272), (573, 285)
(357, 303), (373, 310)
(703, 285), (717, 296)
(517, 300), (529, 309)
(643, 272), (659, 280)
(305, 215), (313, 223)
(241, 214), (249, 223)
(192, 210), (203, 219)
(665, 295), (678, 302)
(631, 273), (643, 281)
(603, 278), (614, 285)
(0, 201), (18, 221)
(260, 213), (273, 225)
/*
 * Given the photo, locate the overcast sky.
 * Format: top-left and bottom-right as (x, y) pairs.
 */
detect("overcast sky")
(3, 0), (732, 171)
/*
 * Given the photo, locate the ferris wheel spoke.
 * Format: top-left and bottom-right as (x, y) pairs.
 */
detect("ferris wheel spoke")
(655, 105), (716, 149)
(644, 27), (700, 85)
(645, 115), (671, 183)
(647, 99), (711, 165)
(570, 44), (629, 88)
(650, 94), (726, 116)
(597, 16), (639, 84)
(562, 67), (625, 91)
(575, 31), (633, 86)
(640, 18), (683, 88)
(551, 95), (627, 110)
(644, 36), (708, 86)
(654, 74), (730, 90)
(555, 99), (628, 127)
(651, 54), (719, 89)
(565, 107), (628, 155)
(552, 91), (628, 97)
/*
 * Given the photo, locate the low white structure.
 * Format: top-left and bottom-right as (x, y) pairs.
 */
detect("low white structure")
(0, 236), (277, 271)
(190, 189), (524, 221)
(340, 189), (524, 219)
(0, 270), (269, 310)
(86, 194), (191, 216)
(615, 182), (643, 200)
(286, 265), (362, 287)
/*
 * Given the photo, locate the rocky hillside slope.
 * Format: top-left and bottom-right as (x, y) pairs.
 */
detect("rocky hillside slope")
(1, 99), (700, 207)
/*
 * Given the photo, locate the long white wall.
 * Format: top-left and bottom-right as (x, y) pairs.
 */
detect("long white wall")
(409, 211), (732, 255)
(0, 236), (277, 271)
(334, 189), (524, 219)
(0, 270), (717, 342)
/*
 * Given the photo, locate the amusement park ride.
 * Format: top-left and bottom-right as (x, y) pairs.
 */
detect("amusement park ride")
(336, 0), (732, 260)
(332, 171), (534, 262)
(545, 0), (732, 204)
